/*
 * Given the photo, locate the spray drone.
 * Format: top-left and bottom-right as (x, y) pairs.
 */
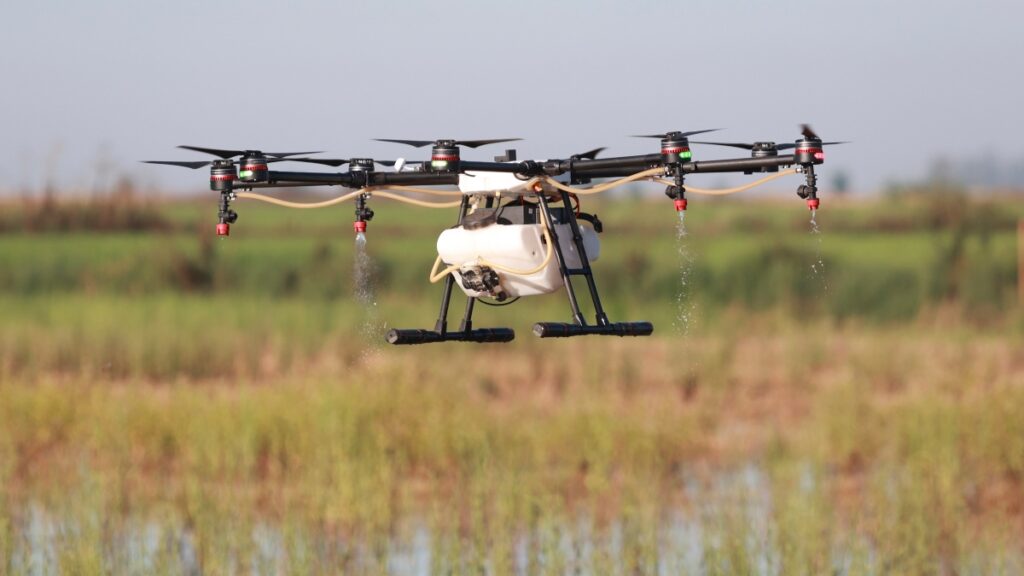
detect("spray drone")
(145, 126), (842, 345)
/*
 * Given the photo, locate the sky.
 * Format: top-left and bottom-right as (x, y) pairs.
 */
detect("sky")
(1, 0), (1022, 195)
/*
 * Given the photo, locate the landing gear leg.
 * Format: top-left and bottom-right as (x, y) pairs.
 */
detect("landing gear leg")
(533, 192), (653, 338)
(387, 196), (515, 345)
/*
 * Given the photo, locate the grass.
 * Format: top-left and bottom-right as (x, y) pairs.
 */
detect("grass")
(0, 191), (1023, 573)
(2, 313), (1023, 573)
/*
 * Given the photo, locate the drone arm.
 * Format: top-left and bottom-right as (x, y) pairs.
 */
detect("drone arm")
(459, 160), (529, 174)
(561, 154), (663, 176)
(265, 171), (356, 186)
(259, 170), (460, 188)
(682, 155), (797, 174)
(367, 172), (460, 186)
(461, 155), (664, 180)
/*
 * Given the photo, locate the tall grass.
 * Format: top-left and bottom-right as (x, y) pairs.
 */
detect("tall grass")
(1, 313), (1023, 572)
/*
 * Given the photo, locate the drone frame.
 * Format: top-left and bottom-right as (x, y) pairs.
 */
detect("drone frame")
(147, 130), (832, 344)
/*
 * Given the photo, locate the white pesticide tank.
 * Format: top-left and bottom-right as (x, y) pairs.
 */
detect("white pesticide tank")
(437, 222), (599, 299)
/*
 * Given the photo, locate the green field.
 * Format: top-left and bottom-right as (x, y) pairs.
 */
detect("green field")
(1, 191), (1023, 574)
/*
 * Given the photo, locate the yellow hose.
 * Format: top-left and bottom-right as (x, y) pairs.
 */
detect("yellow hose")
(379, 185), (463, 197)
(428, 255), (459, 284)
(234, 190), (362, 208)
(653, 169), (797, 196)
(540, 167), (664, 195)
(236, 167), (790, 208)
(235, 189), (462, 209)
(369, 191), (463, 208)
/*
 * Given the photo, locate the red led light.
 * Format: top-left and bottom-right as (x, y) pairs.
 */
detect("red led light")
(814, 151), (825, 161)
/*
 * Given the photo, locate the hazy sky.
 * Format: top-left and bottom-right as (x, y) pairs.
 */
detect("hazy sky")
(2, 0), (1021, 194)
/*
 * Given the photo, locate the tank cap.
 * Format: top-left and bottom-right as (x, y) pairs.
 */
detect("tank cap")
(462, 209), (499, 230)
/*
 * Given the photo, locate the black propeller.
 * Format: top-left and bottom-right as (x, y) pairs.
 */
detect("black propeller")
(374, 138), (521, 149)
(571, 147), (606, 161)
(142, 157), (295, 170)
(177, 145), (323, 159)
(631, 129), (719, 139)
(777, 141), (846, 150)
(692, 125), (847, 151)
(281, 158), (419, 168)
(689, 141), (760, 150)
(142, 160), (217, 170)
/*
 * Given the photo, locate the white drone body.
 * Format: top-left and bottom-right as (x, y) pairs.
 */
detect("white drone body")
(456, 167), (564, 197)
(435, 165), (598, 301)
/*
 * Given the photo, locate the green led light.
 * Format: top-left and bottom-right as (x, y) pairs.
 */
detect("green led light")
(239, 170), (253, 179)
(431, 160), (449, 169)
(680, 151), (692, 160)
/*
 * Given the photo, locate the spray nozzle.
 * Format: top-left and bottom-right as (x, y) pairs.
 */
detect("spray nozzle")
(354, 193), (374, 235)
(797, 165), (820, 210)
(665, 185), (687, 211)
(217, 193), (237, 238)
(797, 185), (819, 210)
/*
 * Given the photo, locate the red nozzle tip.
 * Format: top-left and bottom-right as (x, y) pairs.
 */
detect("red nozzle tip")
(216, 222), (230, 236)
(674, 198), (688, 211)
(807, 198), (820, 210)
(353, 221), (367, 233)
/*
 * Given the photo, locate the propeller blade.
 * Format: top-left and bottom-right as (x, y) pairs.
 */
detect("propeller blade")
(632, 129), (719, 139)
(177, 145), (246, 158)
(375, 138), (522, 149)
(690, 141), (756, 150)
(374, 139), (435, 148)
(455, 138), (522, 148)
(282, 158), (351, 167)
(571, 147), (606, 160)
(264, 151), (324, 158)
(177, 145), (322, 159)
(142, 160), (212, 169)
(375, 159), (424, 167)
(777, 141), (847, 150)
(800, 124), (819, 140)
(680, 129), (720, 138)
(281, 158), (427, 168)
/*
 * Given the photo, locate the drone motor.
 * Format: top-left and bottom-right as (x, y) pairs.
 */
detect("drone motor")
(238, 154), (270, 183)
(209, 160), (237, 191)
(430, 142), (460, 173)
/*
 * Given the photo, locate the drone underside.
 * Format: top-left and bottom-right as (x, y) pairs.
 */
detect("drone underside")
(144, 127), (841, 344)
